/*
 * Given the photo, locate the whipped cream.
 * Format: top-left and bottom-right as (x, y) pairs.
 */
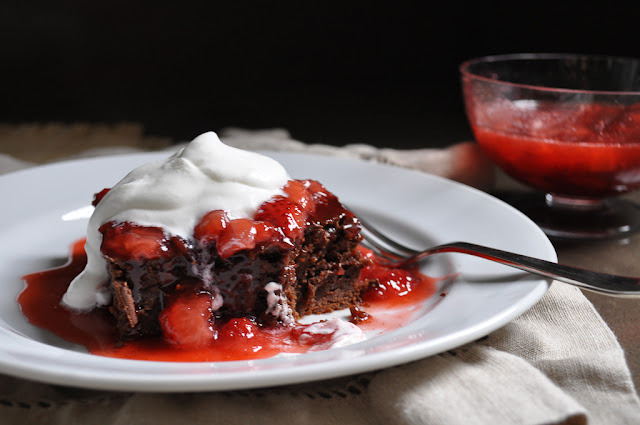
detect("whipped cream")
(62, 132), (290, 310)
(299, 319), (366, 350)
(264, 282), (294, 324)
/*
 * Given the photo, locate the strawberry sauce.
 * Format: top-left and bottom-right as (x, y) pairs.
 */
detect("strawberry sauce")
(19, 241), (438, 362)
(471, 101), (640, 197)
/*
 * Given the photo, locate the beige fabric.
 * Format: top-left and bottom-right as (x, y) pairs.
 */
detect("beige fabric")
(219, 128), (496, 190)
(0, 125), (638, 424)
(0, 122), (171, 163)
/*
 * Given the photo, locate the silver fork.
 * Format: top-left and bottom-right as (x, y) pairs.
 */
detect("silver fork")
(357, 216), (640, 298)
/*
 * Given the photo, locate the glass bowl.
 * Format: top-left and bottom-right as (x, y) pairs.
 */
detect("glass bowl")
(460, 53), (640, 239)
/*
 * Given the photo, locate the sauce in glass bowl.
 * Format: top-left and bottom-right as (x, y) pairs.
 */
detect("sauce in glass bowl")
(460, 53), (640, 239)
(470, 100), (640, 198)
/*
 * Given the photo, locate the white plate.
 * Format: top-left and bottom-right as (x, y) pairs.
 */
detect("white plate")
(0, 151), (554, 392)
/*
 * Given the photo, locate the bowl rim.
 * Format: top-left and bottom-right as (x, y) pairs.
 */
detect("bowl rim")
(459, 52), (640, 96)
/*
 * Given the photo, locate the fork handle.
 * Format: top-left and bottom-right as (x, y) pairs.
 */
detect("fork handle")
(418, 242), (640, 298)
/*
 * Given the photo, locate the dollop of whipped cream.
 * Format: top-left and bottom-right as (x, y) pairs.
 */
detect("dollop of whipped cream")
(62, 132), (290, 310)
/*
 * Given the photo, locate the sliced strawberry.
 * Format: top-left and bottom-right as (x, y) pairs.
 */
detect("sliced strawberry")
(216, 218), (257, 258)
(283, 180), (316, 214)
(305, 179), (329, 198)
(99, 222), (173, 260)
(254, 196), (307, 239)
(194, 210), (229, 243)
(305, 179), (336, 207)
(253, 221), (280, 244)
(92, 188), (111, 206)
(304, 180), (344, 222)
(217, 317), (257, 341)
(159, 291), (215, 347)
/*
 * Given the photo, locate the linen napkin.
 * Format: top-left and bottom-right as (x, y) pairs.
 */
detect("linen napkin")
(0, 125), (638, 425)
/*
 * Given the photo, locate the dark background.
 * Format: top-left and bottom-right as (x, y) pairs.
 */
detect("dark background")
(2, 1), (639, 148)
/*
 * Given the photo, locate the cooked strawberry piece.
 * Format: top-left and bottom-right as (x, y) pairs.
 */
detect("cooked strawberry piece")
(253, 221), (279, 244)
(159, 291), (216, 347)
(305, 179), (328, 196)
(255, 196), (307, 239)
(305, 180), (335, 205)
(92, 188), (111, 206)
(194, 210), (229, 243)
(216, 218), (257, 258)
(283, 180), (316, 214)
(99, 222), (178, 260)
(304, 180), (347, 223)
(217, 317), (257, 341)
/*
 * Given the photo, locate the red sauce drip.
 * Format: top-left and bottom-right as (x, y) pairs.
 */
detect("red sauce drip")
(17, 239), (120, 351)
(359, 248), (437, 307)
(19, 240), (439, 362)
(470, 101), (640, 197)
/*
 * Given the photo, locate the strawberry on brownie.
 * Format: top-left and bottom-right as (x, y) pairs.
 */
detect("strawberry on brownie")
(62, 132), (368, 342)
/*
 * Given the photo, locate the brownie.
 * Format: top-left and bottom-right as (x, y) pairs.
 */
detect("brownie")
(101, 185), (367, 341)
